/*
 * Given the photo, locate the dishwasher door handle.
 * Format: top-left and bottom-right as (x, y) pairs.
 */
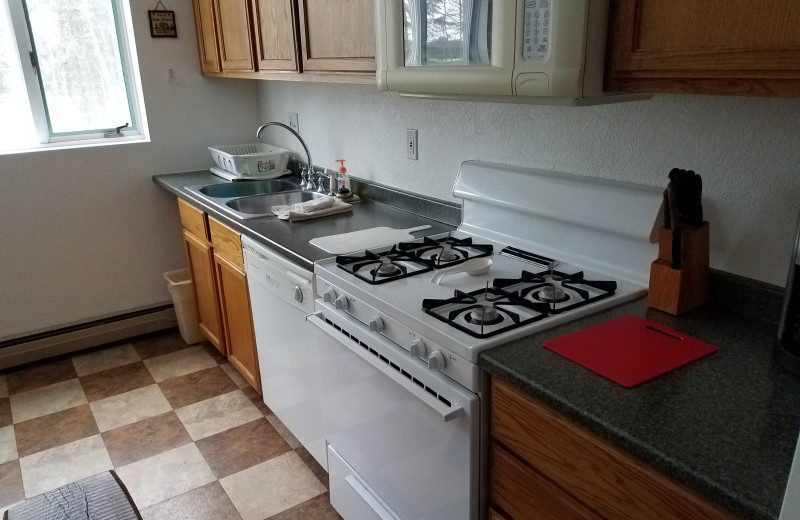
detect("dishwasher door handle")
(307, 314), (464, 423)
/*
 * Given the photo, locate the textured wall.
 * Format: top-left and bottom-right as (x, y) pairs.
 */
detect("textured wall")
(258, 82), (800, 286)
(0, 0), (260, 339)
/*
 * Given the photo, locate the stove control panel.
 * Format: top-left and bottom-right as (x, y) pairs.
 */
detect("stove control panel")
(315, 277), (481, 391)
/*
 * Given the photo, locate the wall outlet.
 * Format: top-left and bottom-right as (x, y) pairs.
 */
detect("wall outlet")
(288, 112), (299, 132)
(406, 129), (418, 160)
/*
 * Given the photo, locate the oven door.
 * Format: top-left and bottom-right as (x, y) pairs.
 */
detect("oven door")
(308, 307), (480, 520)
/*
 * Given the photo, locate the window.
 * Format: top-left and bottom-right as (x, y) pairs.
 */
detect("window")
(0, 0), (146, 152)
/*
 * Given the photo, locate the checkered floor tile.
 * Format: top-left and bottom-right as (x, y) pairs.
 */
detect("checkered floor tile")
(0, 330), (341, 519)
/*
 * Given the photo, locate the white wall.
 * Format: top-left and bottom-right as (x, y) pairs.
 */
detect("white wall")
(0, 0), (261, 340)
(258, 82), (800, 286)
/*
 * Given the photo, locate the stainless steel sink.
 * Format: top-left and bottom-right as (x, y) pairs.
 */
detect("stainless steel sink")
(186, 176), (314, 219)
(197, 178), (300, 198)
(227, 191), (327, 216)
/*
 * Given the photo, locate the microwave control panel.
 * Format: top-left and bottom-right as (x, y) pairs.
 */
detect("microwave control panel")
(523, 0), (551, 61)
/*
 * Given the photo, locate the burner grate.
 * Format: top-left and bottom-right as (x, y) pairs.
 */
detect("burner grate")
(494, 269), (617, 314)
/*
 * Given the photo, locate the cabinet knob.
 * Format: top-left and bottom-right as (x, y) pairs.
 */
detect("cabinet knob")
(369, 316), (384, 332)
(427, 351), (446, 370)
(409, 339), (426, 358)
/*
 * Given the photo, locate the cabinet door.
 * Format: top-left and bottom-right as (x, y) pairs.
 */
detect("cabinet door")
(192, 0), (221, 73)
(183, 230), (225, 354)
(297, 0), (376, 72)
(214, 0), (256, 72)
(251, 0), (300, 72)
(605, 0), (800, 97)
(214, 252), (261, 393)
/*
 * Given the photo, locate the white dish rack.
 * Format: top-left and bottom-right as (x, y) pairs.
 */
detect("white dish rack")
(209, 143), (290, 180)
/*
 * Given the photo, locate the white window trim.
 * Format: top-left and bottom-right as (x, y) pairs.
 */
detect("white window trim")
(2, 0), (149, 152)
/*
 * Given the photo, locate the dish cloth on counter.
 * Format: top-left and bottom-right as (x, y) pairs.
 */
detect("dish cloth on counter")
(271, 195), (352, 221)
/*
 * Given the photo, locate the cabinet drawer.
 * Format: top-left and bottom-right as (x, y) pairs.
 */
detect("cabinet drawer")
(208, 216), (244, 268)
(178, 198), (209, 241)
(491, 442), (602, 520)
(490, 378), (738, 520)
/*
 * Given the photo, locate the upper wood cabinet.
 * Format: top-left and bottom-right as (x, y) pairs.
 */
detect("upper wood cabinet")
(297, 0), (376, 73)
(191, 0), (375, 79)
(215, 0), (256, 72)
(605, 0), (800, 97)
(251, 0), (300, 72)
(192, 0), (221, 73)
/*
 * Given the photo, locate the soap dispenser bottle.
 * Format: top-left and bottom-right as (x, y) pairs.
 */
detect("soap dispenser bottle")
(335, 159), (351, 196)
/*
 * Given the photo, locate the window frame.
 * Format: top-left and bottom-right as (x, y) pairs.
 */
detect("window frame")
(3, 0), (148, 149)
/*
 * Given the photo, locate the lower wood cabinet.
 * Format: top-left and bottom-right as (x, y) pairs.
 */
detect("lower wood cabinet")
(177, 199), (260, 392)
(489, 377), (740, 520)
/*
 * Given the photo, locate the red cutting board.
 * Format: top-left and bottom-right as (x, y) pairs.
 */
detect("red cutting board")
(544, 315), (717, 388)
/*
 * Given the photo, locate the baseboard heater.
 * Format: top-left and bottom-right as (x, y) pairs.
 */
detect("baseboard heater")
(0, 304), (178, 370)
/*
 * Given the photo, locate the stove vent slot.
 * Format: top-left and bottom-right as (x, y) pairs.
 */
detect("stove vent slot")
(325, 317), (456, 412)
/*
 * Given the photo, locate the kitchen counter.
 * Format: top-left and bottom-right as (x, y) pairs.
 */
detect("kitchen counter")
(153, 170), (458, 271)
(480, 275), (800, 520)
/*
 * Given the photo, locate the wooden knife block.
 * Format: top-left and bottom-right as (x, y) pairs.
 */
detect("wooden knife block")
(648, 222), (709, 315)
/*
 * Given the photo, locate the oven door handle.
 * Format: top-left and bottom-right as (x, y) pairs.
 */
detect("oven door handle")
(307, 314), (464, 422)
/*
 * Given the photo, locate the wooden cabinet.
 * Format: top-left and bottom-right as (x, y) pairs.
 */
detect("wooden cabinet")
(209, 216), (260, 392)
(605, 0), (800, 97)
(215, 0), (255, 72)
(191, 0), (375, 81)
(192, 0), (221, 73)
(251, 0), (300, 72)
(489, 378), (740, 520)
(297, 0), (376, 73)
(177, 199), (261, 392)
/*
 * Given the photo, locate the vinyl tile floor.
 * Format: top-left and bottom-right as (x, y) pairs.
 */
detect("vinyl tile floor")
(0, 329), (340, 520)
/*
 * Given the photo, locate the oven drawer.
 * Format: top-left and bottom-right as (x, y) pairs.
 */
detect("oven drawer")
(328, 444), (399, 520)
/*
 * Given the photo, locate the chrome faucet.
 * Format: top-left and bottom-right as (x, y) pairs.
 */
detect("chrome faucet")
(255, 122), (335, 196)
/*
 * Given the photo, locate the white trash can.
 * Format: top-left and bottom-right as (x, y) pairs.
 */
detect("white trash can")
(163, 268), (206, 345)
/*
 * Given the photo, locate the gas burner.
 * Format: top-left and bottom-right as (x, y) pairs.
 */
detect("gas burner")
(399, 234), (493, 268)
(467, 305), (502, 325)
(533, 285), (567, 303)
(372, 260), (403, 278)
(494, 270), (617, 314)
(336, 246), (432, 285)
(422, 286), (551, 338)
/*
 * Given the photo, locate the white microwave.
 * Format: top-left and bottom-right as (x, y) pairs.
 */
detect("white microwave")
(375, 0), (612, 103)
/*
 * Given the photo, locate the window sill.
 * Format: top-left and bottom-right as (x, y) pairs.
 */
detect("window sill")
(0, 134), (150, 157)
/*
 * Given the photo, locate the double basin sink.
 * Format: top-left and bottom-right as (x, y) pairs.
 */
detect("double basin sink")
(186, 176), (326, 220)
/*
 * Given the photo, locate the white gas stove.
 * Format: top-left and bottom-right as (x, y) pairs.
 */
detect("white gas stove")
(309, 161), (663, 520)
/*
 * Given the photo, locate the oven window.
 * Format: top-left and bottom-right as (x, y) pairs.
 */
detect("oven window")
(403, 0), (492, 66)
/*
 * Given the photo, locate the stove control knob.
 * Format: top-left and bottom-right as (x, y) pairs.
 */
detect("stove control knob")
(323, 288), (336, 304)
(293, 285), (303, 303)
(428, 351), (446, 371)
(409, 339), (427, 358)
(334, 295), (349, 310)
(369, 316), (384, 332)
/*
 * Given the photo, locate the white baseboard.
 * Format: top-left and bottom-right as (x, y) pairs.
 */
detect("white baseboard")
(0, 307), (178, 370)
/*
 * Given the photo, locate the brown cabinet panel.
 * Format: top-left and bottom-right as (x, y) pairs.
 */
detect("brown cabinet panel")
(298, 0), (376, 72)
(208, 216), (244, 268)
(183, 229), (225, 354)
(214, 253), (260, 392)
(251, 0), (299, 71)
(178, 198), (209, 242)
(214, 0), (255, 71)
(192, 0), (221, 73)
(490, 378), (739, 520)
(606, 0), (800, 97)
(491, 442), (603, 520)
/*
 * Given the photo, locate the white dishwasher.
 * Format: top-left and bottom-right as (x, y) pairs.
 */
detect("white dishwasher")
(242, 235), (326, 469)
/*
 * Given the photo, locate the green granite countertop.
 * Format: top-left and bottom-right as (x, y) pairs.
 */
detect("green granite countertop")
(480, 281), (800, 520)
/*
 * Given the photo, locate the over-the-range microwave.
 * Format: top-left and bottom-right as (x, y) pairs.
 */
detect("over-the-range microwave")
(375, 0), (626, 104)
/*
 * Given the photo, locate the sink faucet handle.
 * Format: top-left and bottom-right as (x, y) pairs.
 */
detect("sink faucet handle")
(315, 171), (328, 193)
(299, 166), (309, 189)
